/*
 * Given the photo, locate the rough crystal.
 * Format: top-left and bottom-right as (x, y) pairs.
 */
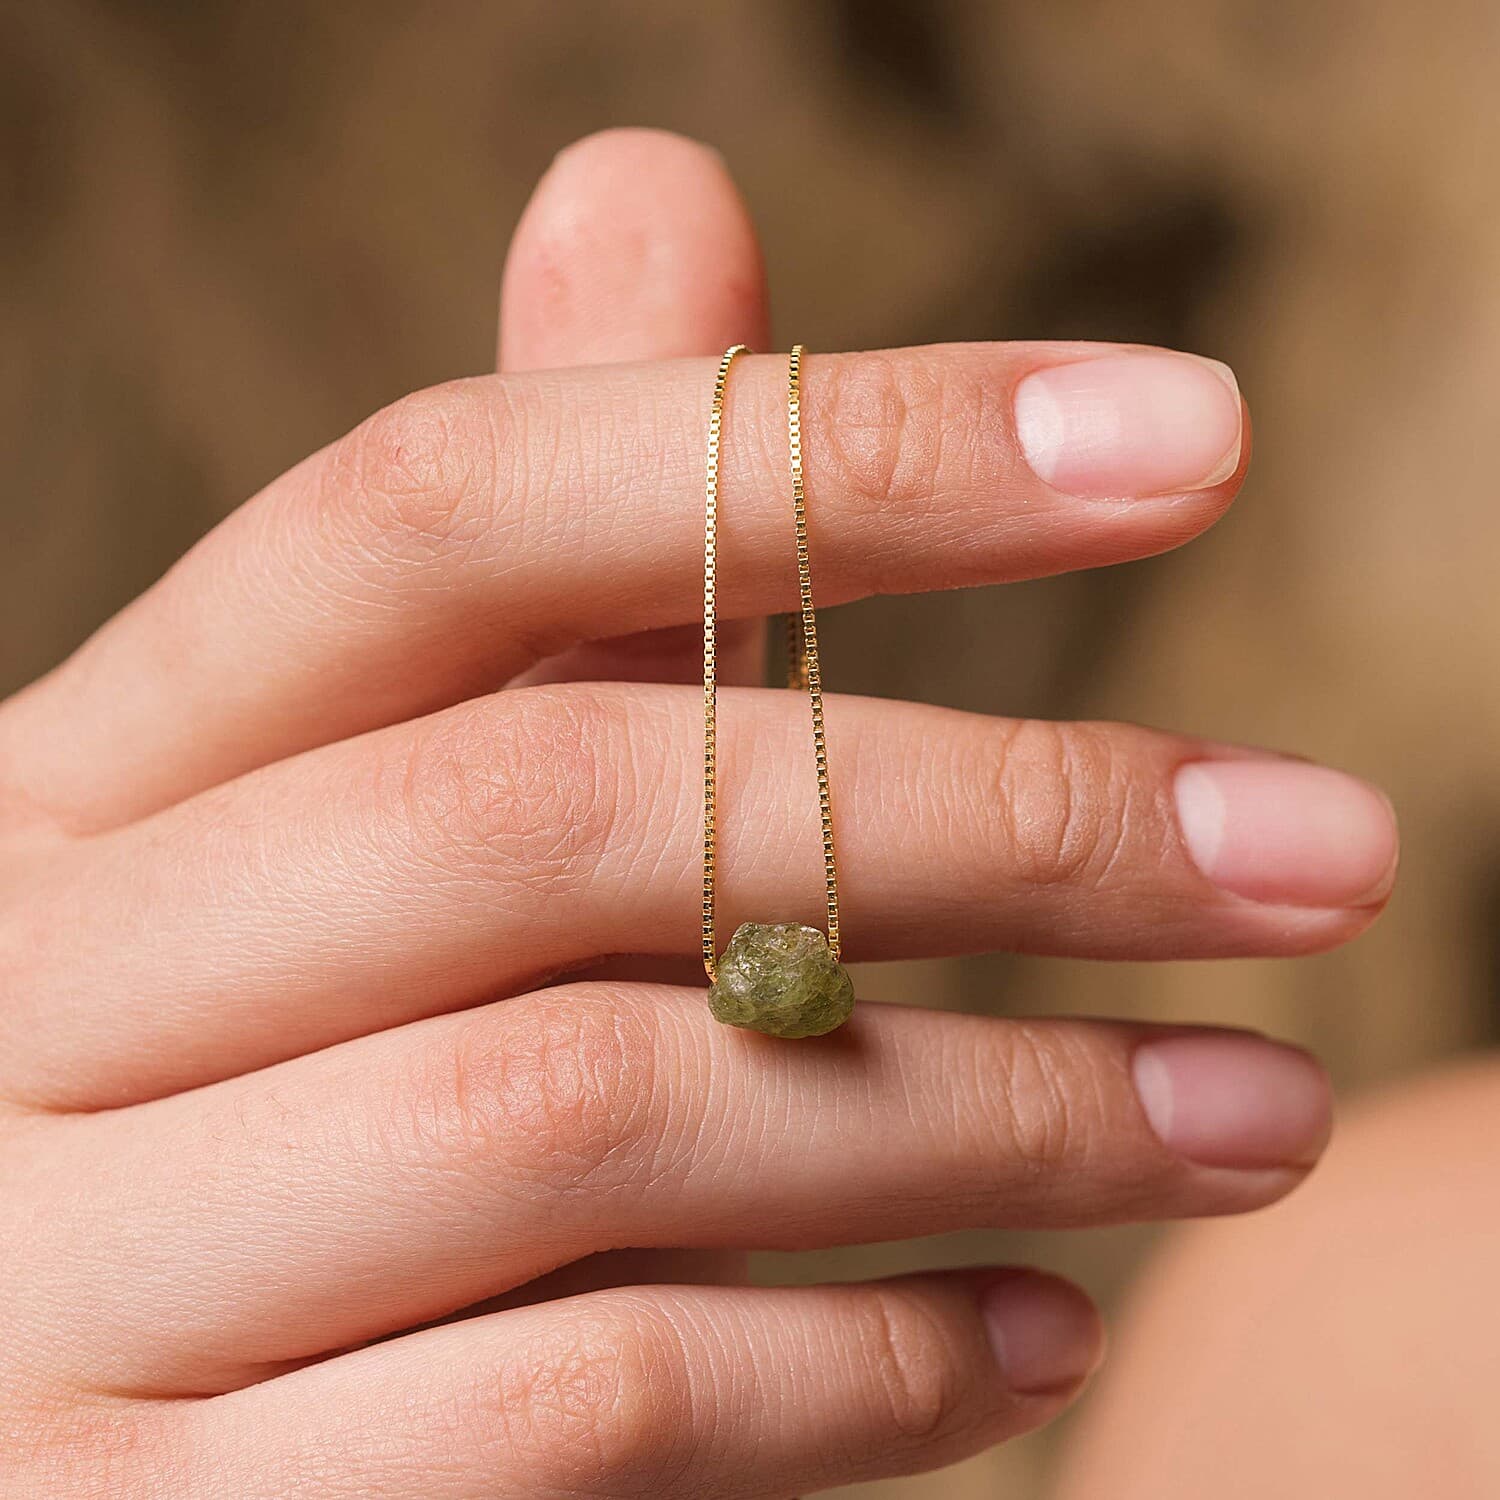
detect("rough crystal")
(708, 922), (855, 1038)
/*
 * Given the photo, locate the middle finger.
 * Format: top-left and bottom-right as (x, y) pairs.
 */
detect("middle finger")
(0, 683), (1396, 1110)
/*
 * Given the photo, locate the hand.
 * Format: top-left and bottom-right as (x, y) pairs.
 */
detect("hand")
(0, 131), (1395, 1498)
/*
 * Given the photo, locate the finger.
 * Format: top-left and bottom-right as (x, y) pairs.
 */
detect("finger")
(189, 1274), (1100, 1498)
(2, 684), (1395, 1109)
(0, 340), (1249, 832)
(48, 992), (1320, 1391)
(499, 128), (770, 690)
(499, 129), (769, 371)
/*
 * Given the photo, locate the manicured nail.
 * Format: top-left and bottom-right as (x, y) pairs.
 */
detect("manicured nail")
(980, 1271), (1103, 1394)
(1013, 352), (1243, 498)
(1133, 1032), (1333, 1170)
(1175, 760), (1398, 907)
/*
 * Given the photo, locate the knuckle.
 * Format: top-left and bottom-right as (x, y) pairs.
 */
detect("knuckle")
(395, 687), (624, 897)
(337, 380), (507, 561)
(854, 1288), (969, 1446)
(993, 1022), (1100, 1177)
(489, 1302), (693, 1496)
(418, 989), (660, 1194)
(819, 352), (933, 512)
(994, 720), (1134, 891)
(816, 349), (994, 543)
(782, 347), (1016, 597)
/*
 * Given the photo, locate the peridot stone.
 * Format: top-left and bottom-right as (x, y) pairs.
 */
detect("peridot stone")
(708, 922), (855, 1038)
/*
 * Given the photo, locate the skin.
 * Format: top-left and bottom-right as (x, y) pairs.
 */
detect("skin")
(1055, 1057), (1500, 1500)
(0, 130), (1398, 1497)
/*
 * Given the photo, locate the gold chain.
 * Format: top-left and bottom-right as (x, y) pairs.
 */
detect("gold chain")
(701, 345), (746, 980)
(786, 343), (842, 960)
(701, 344), (842, 981)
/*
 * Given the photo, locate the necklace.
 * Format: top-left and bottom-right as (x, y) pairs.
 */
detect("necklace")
(700, 344), (856, 1038)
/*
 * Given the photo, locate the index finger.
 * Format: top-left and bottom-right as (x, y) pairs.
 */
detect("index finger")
(1, 340), (1246, 833)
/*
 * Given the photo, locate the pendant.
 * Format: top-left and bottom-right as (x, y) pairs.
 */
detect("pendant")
(707, 922), (855, 1039)
(700, 346), (855, 1038)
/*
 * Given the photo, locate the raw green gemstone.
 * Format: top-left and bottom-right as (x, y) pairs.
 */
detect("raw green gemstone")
(708, 922), (855, 1039)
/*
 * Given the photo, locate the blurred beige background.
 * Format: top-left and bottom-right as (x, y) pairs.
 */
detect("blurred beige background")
(3, 2), (1496, 1495)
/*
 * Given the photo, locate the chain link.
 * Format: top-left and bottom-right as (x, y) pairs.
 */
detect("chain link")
(702, 344), (843, 980)
(786, 344), (842, 961)
(701, 345), (747, 980)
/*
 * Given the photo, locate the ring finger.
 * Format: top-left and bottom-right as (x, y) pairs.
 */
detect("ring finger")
(38, 988), (1326, 1394)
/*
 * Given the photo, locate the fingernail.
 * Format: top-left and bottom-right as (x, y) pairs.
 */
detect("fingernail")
(1014, 352), (1243, 498)
(980, 1271), (1103, 1395)
(1175, 760), (1398, 907)
(1133, 1031), (1333, 1170)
